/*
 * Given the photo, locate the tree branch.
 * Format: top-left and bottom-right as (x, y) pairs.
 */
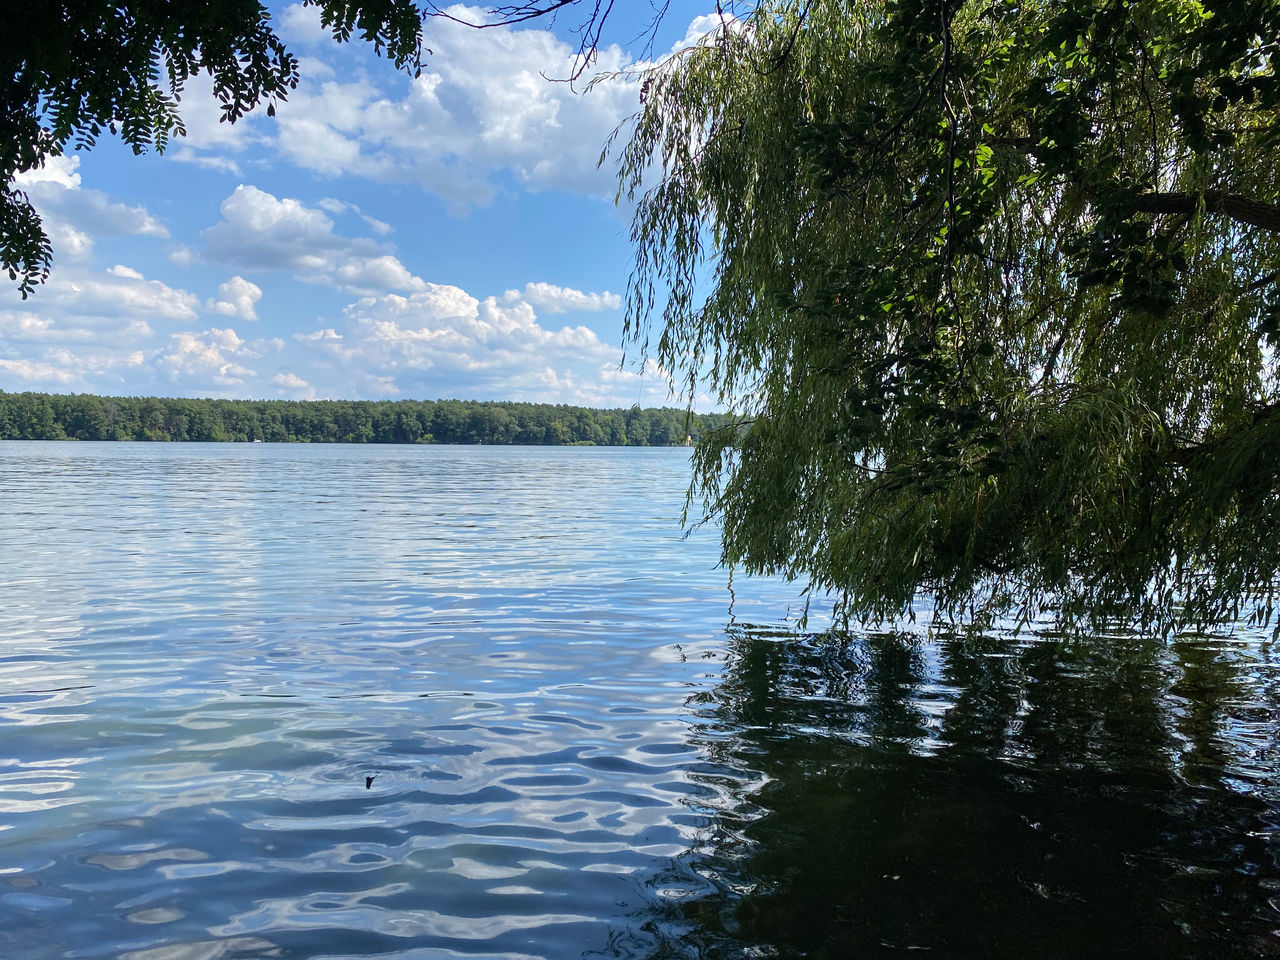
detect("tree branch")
(423, 1), (581, 27)
(1134, 190), (1280, 233)
(1170, 400), (1280, 466)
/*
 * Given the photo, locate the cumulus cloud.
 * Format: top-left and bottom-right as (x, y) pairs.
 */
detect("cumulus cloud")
(201, 185), (424, 294)
(0, 357), (79, 385)
(45, 223), (95, 262)
(204, 184), (348, 270)
(317, 197), (393, 234)
(162, 71), (264, 166)
(271, 371), (317, 400)
(13, 156), (168, 262)
(286, 279), (639, 402)
(169, 245), (196, 267)
(157, 327), (280, 387)
(170, 149), (243, 176)
(0, 265), (178, 370)
(333, 255), (427, 295)
(1, 260), (675, 405)
(670, 12), (744, 53)
(279, 3), (335, 44)
(0, 311), (55, 339)
(15, 157), (167, 238)
(268, 3), (640, 208)
(208, 275), (263, 321)
(39, 265), (200, 324)
(0, 254), (282, 395)
(511, 282), (621, 314)
(0, 342), (149, 392)
(0, 307), (152, 346)
(14, 156), (82, 189)
(365, 374), (401, 396)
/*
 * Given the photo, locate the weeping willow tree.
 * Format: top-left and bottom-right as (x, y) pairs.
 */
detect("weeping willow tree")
(612, 0), (1280, 631)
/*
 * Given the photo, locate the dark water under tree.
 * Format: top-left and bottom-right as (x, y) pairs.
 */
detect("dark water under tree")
(0, 443), (1276, 958)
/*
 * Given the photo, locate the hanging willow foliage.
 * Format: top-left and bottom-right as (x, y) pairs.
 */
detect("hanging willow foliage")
(609, 0), (1280, 632)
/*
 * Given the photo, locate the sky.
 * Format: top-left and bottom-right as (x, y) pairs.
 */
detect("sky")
(2, 2), (723, 408)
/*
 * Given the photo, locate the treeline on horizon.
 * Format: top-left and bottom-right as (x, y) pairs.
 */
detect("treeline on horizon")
(0, 391), (735, 446)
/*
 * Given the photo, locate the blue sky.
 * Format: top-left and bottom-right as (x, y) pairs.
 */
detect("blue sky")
(2, 2), (720, 407)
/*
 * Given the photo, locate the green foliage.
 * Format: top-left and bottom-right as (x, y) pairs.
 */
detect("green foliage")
(0, 390), (726, 447)
(615, 0), (1280, 632)
(1, 0), (426, 296)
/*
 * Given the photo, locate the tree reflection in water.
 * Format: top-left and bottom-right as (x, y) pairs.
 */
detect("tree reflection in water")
(645, 626), (1280, 959)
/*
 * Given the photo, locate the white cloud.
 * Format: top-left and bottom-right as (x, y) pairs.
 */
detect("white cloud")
(170, 148), (243, 176)
(267, 4), (641, 208)
(365, 374), (401, 396)
(0, 306), (151, 345)
(279, 109), (378, 178)
(332, 255), (427, 295)
(201, 184), (427, 296)
(14, 156), (82, 189)
(45, 223), (95, 263)
(0, 249), (289, 394)
(166, 72), (263, 161)
(0, 311), (55, 339)
(0, 257), (228, 393)
(317, 197), (394, 234)
(17, 161), (167, 238)
(271, 371), (317, 400)
(0, 342), (151, 392)
(287, 280), (636, 402)
(208, 275), (263, 321)
(31, 266), (200, 324)
(272, 371), (309, 388)
(0, 357), (79, 385)
(158, 327), (278, 386)
(279, 2), (333, 45)
(1, 263), (675, 406)
(13, 155), (168, 264)
(670, 12), (743, 53)
(511, 282), (621, 313)
(203, 184), (346, 270)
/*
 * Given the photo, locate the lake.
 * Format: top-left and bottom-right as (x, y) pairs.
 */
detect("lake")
(0, 442), (1277, 959)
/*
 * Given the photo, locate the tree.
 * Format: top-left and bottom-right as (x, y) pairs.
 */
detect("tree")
(2, 0), (427, 296)
(614, 0), (1280, 632)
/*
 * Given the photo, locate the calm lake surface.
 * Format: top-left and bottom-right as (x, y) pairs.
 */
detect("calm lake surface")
(0, 441), (1277, 959)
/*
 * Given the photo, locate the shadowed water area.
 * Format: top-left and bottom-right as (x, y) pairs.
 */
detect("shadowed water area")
(0, 442), (1277, 958)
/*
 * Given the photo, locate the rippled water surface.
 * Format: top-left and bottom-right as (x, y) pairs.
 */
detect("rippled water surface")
(1, 442), (1278, 959)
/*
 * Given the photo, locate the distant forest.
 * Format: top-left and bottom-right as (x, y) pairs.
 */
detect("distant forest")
(0, 391), (735, 446)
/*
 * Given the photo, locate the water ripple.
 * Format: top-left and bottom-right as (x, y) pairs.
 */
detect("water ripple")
(2, 443), (1277, 959)
(0, 444), (799, 960)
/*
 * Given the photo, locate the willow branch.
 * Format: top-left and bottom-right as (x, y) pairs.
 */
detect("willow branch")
(1134, 190), (1280, 233)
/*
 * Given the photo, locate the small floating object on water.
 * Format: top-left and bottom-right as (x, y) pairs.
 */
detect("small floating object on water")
(365, 775), (376, 789)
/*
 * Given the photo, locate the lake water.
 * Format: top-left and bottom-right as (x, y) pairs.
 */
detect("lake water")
(0, 442), (1277, 959)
